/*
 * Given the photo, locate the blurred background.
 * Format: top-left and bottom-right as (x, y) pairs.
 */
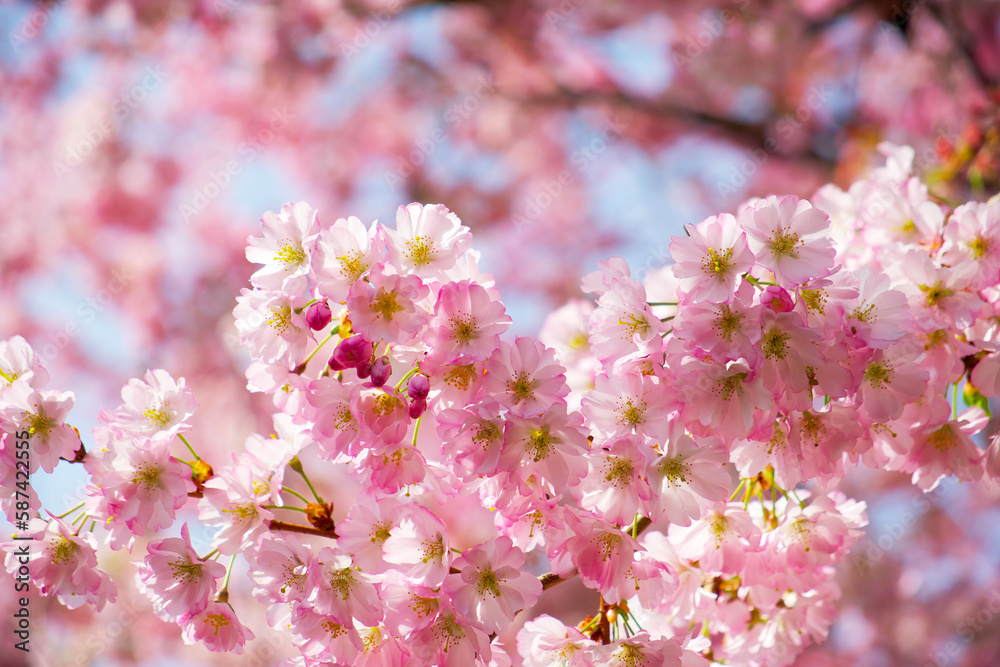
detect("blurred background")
(2, 0), (1000, 665)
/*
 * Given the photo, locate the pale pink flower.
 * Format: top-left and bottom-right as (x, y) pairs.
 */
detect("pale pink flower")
(971, 350), (1000, 398)
(313, 215), (379, 302)
(575, 435), (655, 526)
(671, 281), (761, 362)
(383, 203), (473, 278)
(898, 401), (987, 490)
(336, 493), (405, 574)
(485, 337), (569, 417)
(0, 383), (79, 472)
(137, 523), (226, 621)
(757, 309), (823, 398)
(670, 212), (754, 303)
(103, 368), (198, 437)
(307, 546), (383, 626)
(841, 267), (911, 349)
(97, 430), (194, 536)
(0, 335), (49, 391)
(648, 429), (731, 527)
(289, 606), (363, 662)
(382, 504), (451, 587)
(676, 356), (774, 441)
(437, 399), (505, 479)
(517, 614), (597, 667)
(346, 263), (430, 343)
(308, 376), (362, 459)
(898, 249), (981, 331)
(581, 368), (673, 445)
(180, 601), (255, 654)
(234, 289), (314, 364)
(739, 195), (836, 286)
(499, 405), (589, 497)
(560, 516), (640, 597)
(378, 575), (446, 637)
(444, 536), (542, 634)
(426, 280), (511, 363)
(588, 278), (663, 364)
(246, 532), (312, 604)
(856, 337), (929, 423)
(6, 518), (117, 611)
(591, 633), (684, 667)
(351, 383), (411, 446)
(198, 462), (275, 554)
(672, 502), (761, 575)
(409, 606), (492, 667)
(246, 201), (320, 294)
(941, 200), (1000, 289)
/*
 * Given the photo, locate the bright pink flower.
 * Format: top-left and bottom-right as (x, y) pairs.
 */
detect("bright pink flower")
(382, 203), (473, 278)
(346, 263), (430, 343)
(246, 201), (320, 294)
(591, 633), (684, 667)
(739, 195), (836, 286)
(409, 606), (492, 667)
(351, 383), (410, 446)
(560, 516), (640, 597)
(841, 267), (911, 349)
(198, 462), (275, 554)
(426, 280), (511, 363)
(856, 337), (929, 423)
(437, 399), (505, 479)
(671, 281), (761, 362)
(137, 523), (226, 621)
(289, 606), (363, 662)
(757, 309), (823, 398)
(670, 212), (755, 303)
(676, 356), (773, 441)
(181, 600), (255, 654)
(484, 337), (569, 417)
(308, 376), (362, 459)
(444, 536), (542, 634)
(0, 383), (79, 472)
(588, 278), (663, 364)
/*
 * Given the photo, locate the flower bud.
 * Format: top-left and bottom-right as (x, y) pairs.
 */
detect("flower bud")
(331, 334), (373, 369)
(762, 284), (795, 312)
(305, 300), (333, 330)
(328, 354), (347, 371)
(306, 501), (336, 532)
(408, 397), (427, 419)
(371, 356), (392, 387)
(191, 459), (214, 492)
(407, 373), (430, 400)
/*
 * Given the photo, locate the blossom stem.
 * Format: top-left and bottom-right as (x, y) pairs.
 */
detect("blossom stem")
(263, 504), (307, 512)
(952, 382), (958, 419)
(282, 487), (312, 505)
(178, 434), (200, 461)
(729, 478), (747, 501)
(203, 549), (219, 561)
(646, 301), (678, 306)
(55, 502), (85, 519)
(412, 415), (422, 446)
(289, 457), (323, 504)
(221, 554), (237, 595)
(294, 298), (319, 314)
(659, 315), (675, 322)
(268, 519), (338, 539)
(395, 366), (420, 391)
(298, 328), (340, 371)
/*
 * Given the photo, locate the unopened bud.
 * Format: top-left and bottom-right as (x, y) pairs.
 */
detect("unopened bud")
(305, 300), (333, 330)
(407, 373), (430, 400)
(762, 284), (795, 312)
(331, 334), (373, 369)
(409, 397), (427, 419)
(356, 357), (373, 379)
(191, 459), (214, 491)
(371, 356), (392, 387)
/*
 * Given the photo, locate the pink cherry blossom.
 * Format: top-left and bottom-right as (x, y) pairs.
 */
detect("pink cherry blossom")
(670, 212), (755, 303)
(246, 201), (320, 294)
(137, 523), (226, 621)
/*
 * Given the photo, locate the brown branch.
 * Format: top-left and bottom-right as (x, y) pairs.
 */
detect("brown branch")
(269, 519), (339, 539)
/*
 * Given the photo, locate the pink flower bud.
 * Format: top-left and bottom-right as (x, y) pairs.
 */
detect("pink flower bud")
(332, 335), (373, 369)
(371, 356), (392, 387)
(407, 373), (430, 400)
(409, 397), (427, 419)
(762, 284), (795, 312)
(305, 300), (333, 330)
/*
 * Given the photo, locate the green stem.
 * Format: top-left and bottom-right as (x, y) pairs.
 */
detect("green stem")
(221, 555), (237, 594)
(301, 328), (339, 368)
(294, 298), (319, 314)
(264, 504), (307, 512)
(412, 415), (422, 447)
(290, 458), (323, 504)
(282, 487), (312, 505)
(202, 549), (219, 561)
(56, 502), (85, 519)
(395, 366), (421, 391)
(952, 382), (959, 420)
(728, 478), (747, 501)
(178, 434), (200, 461)
(646, 301), (678, 306)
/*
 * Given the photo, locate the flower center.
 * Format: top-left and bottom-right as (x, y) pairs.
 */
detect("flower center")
(406, 236), (435, 265)
(274, 241), (306, 266)
(703, 246), (734, 277)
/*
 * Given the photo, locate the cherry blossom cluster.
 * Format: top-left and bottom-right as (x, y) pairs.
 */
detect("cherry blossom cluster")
(2, 142), (1000, 666)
